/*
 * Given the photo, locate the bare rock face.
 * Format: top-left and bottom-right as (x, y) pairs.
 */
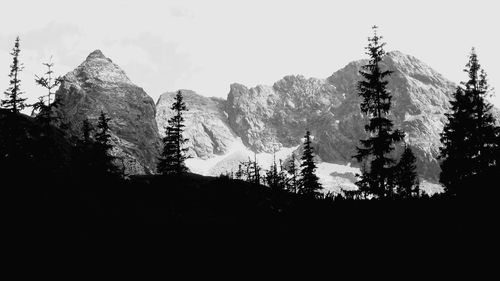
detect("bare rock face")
(226, 76), (341, 153)
(224, 51), (458, 181)
(54, 50), (160, 175)
(156, 90), (237, 159)
(153, 50), (498, 183)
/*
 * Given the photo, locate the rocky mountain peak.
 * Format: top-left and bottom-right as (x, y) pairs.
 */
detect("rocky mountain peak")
(385, 51), (453, 86)
(55, 50), (160, 175)
(212, 50), (461, 181)
(154, 50), (497, 192)
(66, 49), (132, 85)
(86, 49), (107, 60)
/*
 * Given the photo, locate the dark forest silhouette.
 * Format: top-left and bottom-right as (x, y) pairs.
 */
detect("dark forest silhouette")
(1, 29), (498, 246)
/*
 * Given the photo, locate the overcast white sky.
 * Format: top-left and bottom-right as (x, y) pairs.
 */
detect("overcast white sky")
(0, 0), (499, 108)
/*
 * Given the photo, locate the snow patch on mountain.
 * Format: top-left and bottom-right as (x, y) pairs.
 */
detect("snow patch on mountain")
(186, 138), (366, 193)
(186, 137), (298, 176)
(186, 138), (443, 196)
(316, 162), (360, 194)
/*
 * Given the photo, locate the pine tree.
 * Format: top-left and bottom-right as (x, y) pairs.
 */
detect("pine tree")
(236, 158), (260, 184)
(32, 57), (62, 123)
(72, 118), (96, 179)
(278, 159), (287, 189)
(82, 118), (93, 145)
(241, 159), (252, 182)
(353, 26), (404, 198)
(439, 87), (471, 194)
(157, 90), (189, 175)
(250, 154), (261, 185)
(394, 145), (420, 198)
(35, 57), (61, 106)
(95, 111), (119, 178)
(265, 155), (286, 190)
(299, 131), (322, 196)
(265, 155), (278, 189)
(235, 163), (243, 180)
(2, 37), (26, 113)
(286, 154), (299, 193)
(439, 48), (500, 196)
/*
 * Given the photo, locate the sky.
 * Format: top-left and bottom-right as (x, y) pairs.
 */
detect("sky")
(0, 0), (499, 108)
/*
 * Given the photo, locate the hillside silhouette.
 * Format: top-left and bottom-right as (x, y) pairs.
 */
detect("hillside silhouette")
(2, 29), (498, 250)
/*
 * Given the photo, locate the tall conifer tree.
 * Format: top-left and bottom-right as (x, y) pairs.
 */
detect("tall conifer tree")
(2, 37), (26, 113)
(394, 145), (420, 198)
(157, 90), (189, 175)
(33, 57), (62, 123)
(299, 131), (322, 196)
(354, 26), (404, 198)
(82, 118), (93, 145)
(439, 48), (499, 196)
(265, 155), (286, 190)
(287, 154), (299, 193)
(95, 111), (119, 178)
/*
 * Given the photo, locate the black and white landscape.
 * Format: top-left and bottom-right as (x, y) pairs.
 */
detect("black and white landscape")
(1, 0), (499, 248)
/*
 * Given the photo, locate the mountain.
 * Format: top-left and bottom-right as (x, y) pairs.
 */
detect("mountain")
(322, 51), (456, 180)
(156, 51), (467, 192)
(156, 90), (237, 159)
(54, 50), (160, 175)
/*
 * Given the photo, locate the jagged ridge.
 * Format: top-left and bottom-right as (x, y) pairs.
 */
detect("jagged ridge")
(157, 51), (469, 182)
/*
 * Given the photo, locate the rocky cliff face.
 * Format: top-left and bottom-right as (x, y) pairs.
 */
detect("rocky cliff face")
(225, 51), (459, 181)
(322, 51), (457, 181)
(153, 50), (498, 185)
(156, 90), (237, 159)
(158, 51), (462, 182)
(226, 76), (342, 153)
(54, 50), (160, 175)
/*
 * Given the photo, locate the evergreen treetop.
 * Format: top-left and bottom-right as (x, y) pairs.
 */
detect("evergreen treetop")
(439, 48), (499, 195)
(2, 36), (26, 113)
(299, 131), (322, 196)
(286, 154), (299, 193)
(265, 155), (286, 190)
(157, 90), (190, 175)
(35, 57), (61, 106)
(394, 144), (420, 198)
(354, 26), (404, 198)
(82, 117), (94, 145)
(32, 58), (63, 124)
(94, 111), (119, 178)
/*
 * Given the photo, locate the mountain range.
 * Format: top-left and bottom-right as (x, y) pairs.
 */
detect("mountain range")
(54, 49), (499, 194)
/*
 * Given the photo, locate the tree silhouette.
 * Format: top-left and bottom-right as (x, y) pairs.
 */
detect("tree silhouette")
(251, 154), (261, 185)
(94, 111), (119, 178)
(236, 155), (263, 185)
(71, 118), (95, 179)
(265, 155), (286, 190)
(0, 38), (28, 178)
(82, 118), (93, 145)
(157, 90), (190, 175)
(2, 37), (26, 113)
(32, 57), (62, 124)
(235, 163), (244, 180)
(439, 48), (500, 196)
(35, 57), (61, 106)
(299, 131), (322, 196)
(286, 154), (299, 193)
(394, 145), (420, 198)
(353, 26), (404, 198)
